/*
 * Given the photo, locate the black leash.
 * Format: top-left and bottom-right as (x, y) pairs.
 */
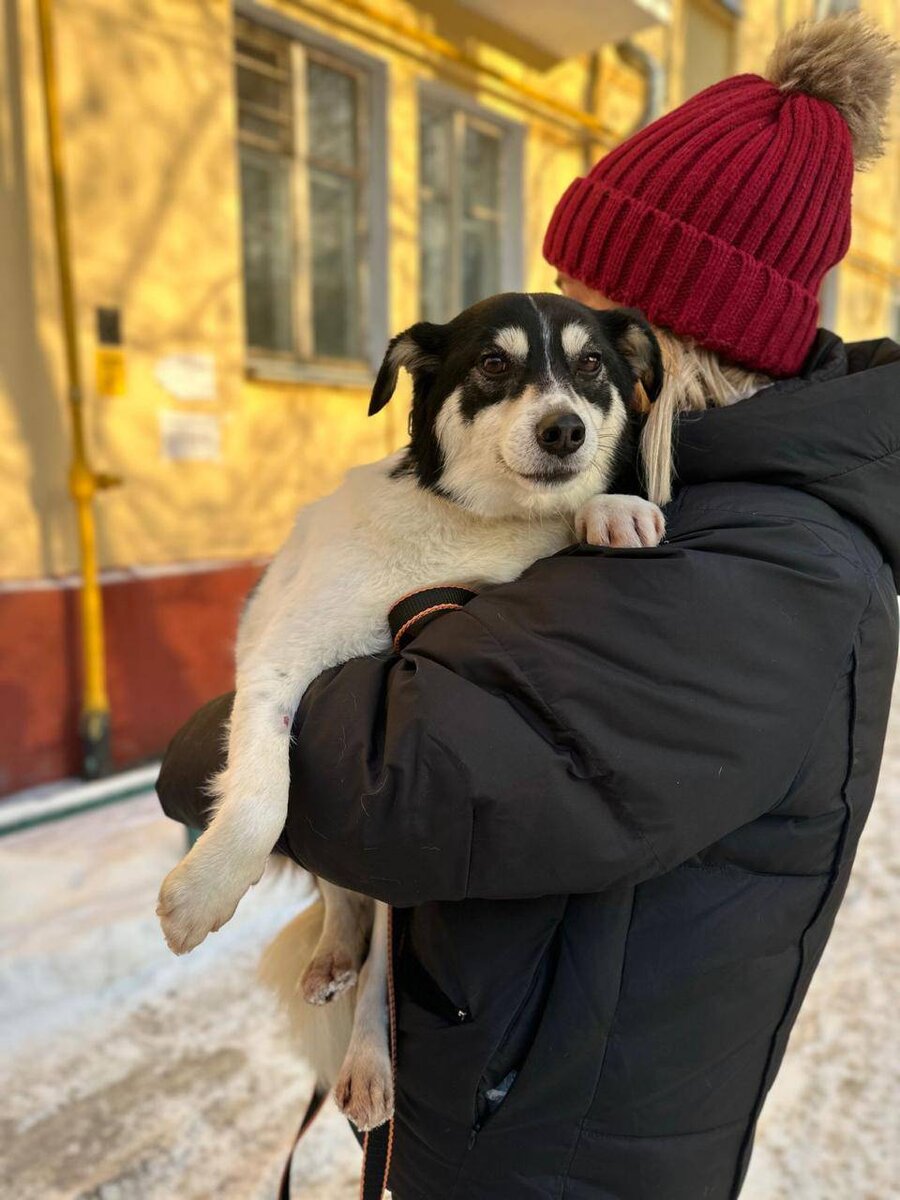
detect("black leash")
(360, 1121), (393, 1200)
(277, 1084), (328, 1200)
(277, 1073), (392, 1200)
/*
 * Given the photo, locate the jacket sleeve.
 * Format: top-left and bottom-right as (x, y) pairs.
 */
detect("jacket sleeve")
(156, 489), (873, 906)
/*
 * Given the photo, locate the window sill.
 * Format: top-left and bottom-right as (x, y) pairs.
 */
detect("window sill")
(246, 356), (374, 390)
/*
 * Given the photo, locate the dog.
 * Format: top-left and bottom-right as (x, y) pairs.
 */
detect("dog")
(157, 292), (666, 1130)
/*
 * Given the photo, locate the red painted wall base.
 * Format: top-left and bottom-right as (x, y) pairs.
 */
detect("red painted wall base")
(0, 562), (264, 798)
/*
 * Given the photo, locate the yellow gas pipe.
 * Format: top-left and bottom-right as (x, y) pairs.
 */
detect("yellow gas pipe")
(36, 0), (120, 778)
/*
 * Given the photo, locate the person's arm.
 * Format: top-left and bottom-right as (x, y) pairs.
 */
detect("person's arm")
(156, 488), (880, 906)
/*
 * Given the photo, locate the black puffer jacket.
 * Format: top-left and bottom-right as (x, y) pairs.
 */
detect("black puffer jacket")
(158, 333), (900, 1199)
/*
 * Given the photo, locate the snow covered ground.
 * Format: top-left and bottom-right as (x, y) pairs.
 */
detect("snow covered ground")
(0, 797), (361, 1200)
(2, 680), (898, 1199)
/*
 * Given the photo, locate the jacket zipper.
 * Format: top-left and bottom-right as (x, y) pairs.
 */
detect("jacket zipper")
(468, 953), (548, 1143)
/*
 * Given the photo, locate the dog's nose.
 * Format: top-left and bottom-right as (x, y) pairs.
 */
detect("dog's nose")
(535, 411), (586, 457)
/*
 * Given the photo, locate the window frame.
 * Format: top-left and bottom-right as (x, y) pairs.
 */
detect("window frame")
(234, 3), (388, 386)
(417, 81), (525, 324)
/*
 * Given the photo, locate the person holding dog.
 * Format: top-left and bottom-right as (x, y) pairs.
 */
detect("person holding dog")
(158, 14), (899, 1199)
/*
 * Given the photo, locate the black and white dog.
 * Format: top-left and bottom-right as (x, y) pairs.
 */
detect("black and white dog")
(158, 292), (665, 1129)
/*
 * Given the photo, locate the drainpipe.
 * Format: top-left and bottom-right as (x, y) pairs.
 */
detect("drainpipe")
(581, 51), (602, 174)
(615, 40), (666, 134)
(36, 0), (120, 779)
(581, 43), (665, 174)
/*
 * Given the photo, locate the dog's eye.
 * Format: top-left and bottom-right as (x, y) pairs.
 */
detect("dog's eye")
(480, 353), (509, 376)
(577, 352), (602, 375)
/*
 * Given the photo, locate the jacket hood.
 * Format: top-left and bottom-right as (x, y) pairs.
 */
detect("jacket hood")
(674, 331), (900, 589)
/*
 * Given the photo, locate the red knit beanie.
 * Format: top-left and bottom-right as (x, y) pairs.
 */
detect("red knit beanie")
(544, 16), (896, 378)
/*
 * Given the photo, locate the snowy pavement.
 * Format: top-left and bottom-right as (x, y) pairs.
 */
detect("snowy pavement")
(2, 679), (898, 1199)
(0, 797), (362, 1200)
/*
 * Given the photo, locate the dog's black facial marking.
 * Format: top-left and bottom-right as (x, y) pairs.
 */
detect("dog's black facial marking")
(426, 297), (541, 425)
(406, 372), (448, 492)
(457, 350), (527, 423)
(527, 295), (663, 411)
(560, 342), (616, 415)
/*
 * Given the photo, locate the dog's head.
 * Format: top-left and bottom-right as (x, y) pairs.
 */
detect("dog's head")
(369, 293), (661, 518)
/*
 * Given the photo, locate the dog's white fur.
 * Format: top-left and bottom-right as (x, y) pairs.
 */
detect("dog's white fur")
(494, 324), (530, 363)
(157, 303), (664, 1130)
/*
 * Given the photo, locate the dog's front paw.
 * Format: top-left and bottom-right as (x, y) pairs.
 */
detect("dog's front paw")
(575, 494), (665, 549)
(300, 949), (358, 1005)
(157, 850), (264, 955)
(334, 1048), (394, 1131)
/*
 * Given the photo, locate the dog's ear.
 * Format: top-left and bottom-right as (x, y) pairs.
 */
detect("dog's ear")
(369, 322), (445, 416)
(600, 309), (663, 409)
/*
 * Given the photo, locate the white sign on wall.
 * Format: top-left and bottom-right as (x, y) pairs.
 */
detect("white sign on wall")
(160, 410), (222, 462)
(154, 353), (217, 402)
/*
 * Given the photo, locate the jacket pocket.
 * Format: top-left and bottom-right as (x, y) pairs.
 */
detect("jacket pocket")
(473, 928), (559, 1127)
(398, 937), (472, 1027)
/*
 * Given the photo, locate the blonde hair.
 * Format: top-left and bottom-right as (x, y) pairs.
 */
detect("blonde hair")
(640, 329), (771, 506)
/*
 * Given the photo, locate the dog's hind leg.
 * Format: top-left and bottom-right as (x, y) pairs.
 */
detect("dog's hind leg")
(259, 901), (358, 1088)
(301, 880), (371, 1005)
(333, 901), (393, 1131)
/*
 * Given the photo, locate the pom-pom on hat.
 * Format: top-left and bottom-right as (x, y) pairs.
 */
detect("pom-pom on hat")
(543, 14), (897, 378)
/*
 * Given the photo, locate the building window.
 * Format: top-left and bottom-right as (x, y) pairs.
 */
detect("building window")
(682, 0), (737, 100)
(235, 17), (372, 368)
(419, 95), (522, 323)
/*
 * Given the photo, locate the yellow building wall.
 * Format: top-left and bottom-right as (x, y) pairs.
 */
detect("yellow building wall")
(4, 0), (398, 583)
(0, 0), (609, 583)
(1, 0), (897, 585)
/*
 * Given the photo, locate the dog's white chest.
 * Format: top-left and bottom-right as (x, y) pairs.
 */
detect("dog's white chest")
(237, 454), (574, 674)
(340, 455), (574, 588)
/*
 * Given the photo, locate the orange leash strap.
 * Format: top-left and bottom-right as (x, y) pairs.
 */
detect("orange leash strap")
(359, 904), (397, 1199)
